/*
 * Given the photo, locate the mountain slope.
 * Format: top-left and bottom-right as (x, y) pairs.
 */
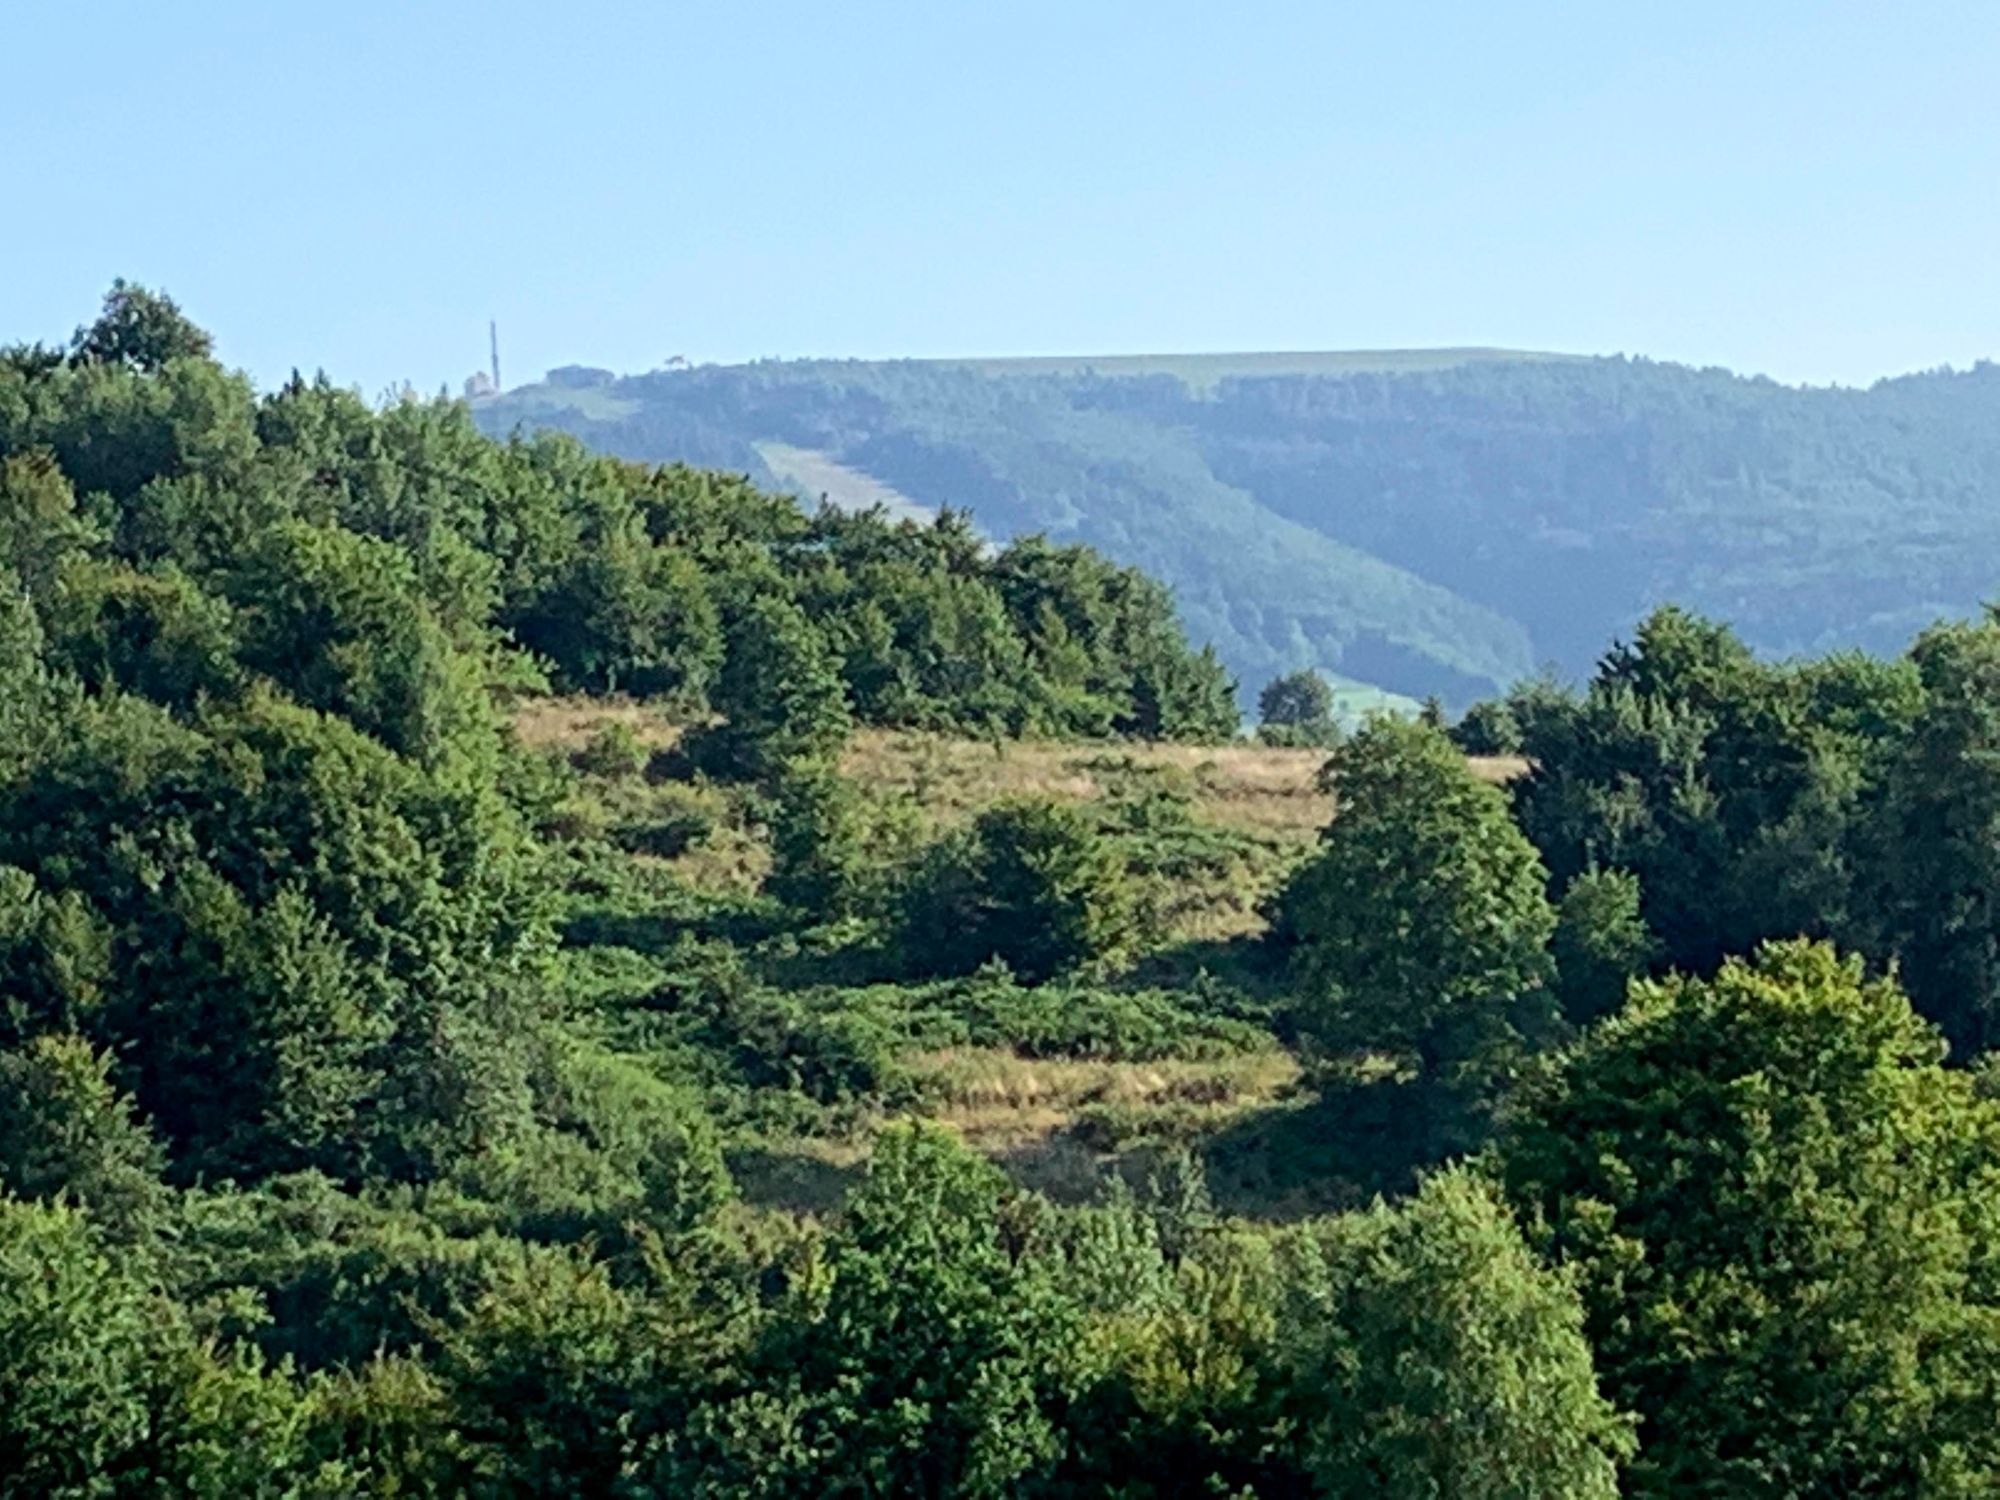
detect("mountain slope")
(477, 351), (2000, 705)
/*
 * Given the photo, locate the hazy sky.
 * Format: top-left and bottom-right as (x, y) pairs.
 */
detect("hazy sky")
(8, 2), (1998, 393)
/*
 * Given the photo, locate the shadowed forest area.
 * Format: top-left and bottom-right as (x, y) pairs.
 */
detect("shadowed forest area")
(9, 287), (2000, 1495)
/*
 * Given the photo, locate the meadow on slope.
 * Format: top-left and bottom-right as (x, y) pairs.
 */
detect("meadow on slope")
(518, 696), (1522, 1216)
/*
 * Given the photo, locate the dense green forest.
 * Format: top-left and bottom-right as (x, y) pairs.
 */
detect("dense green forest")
(482, 348), (2000, 710)
(10, 286), (2000, 1495)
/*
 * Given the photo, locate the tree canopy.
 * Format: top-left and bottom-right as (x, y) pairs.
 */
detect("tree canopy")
(1498, 941), (2000, 1495)
(14, 284), (2000, 1495)
(1272, 716), (1557, 1136)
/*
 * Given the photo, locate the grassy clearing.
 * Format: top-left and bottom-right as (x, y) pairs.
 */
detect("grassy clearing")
(512, 695), (688, 755)
(917, 1045), (1306, 1206)
(730, 1045), (1303, 1213)
(847, 731), (1523, 880)
(523, 698), (1524, 1216)
(484, 382), (641, 421)
(521, 698), (1521, 938)
(914, 1044), (1299, 1146)
(515, 698), (1519, 841)
(754, 442), (942, 528)
(841, 728), (1335, 843)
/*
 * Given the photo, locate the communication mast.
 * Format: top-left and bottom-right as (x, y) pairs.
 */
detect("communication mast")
(489, 320), (501, 391)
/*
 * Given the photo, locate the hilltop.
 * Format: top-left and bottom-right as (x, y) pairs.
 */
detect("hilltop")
(868, 346), (1583, 389)
(479, 349), (2000, 706)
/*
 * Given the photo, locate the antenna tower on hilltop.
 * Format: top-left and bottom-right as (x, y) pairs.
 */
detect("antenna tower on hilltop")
(489, 320), (501, 391)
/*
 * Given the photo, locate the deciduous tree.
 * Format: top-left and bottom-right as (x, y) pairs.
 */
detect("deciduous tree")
(1498, 941), (2000, 1494)
(1273, 716), (1557, 1115)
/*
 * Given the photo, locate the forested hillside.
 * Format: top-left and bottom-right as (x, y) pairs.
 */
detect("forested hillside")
(13, 285), (2000, 1494)
(482, 349), (2000, 708)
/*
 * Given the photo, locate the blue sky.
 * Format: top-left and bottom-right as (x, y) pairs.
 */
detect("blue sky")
(7, 1), (1997, 393)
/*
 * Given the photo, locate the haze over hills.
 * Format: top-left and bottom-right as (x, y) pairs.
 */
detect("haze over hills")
(477, 347), (2000, 708)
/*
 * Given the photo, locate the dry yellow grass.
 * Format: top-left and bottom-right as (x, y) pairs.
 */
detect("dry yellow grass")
(514, 697), (1524, 899)
(513, 697), (1519, 835)
(840, 729), (1337, 843)
(910, 1045), (1301, 1153)
(510, 695), (689, 754)
(1473, 754), (1531, 783)
(841, 729), (1523, 843)
(728, 1046), (1304, 1212)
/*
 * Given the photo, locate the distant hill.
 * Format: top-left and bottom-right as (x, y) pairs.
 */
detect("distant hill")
(476, 350), (2000, 707)
(912, 347), (1586, 390)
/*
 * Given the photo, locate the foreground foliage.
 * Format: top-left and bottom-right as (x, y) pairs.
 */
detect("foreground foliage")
(1501, 942), (2000, 1494)
(11, 285), (2000, 1494)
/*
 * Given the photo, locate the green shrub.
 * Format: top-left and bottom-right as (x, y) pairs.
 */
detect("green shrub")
(1550, 866), (1656, 1026)
(682, 595), (852, 783)
(955, 967), (1264, 1061)
(611, 799), (718, 859)
(901, 799), (1136, 983)
(709, 986), (924, 1109)
(1255, 720), (1340, 749)
(1498, 942), (2000, 1494)
(0, 1197), (158, 1491)
(1271, 717), (1556, 1123)
(1282, 1169), (1631, 1497)
(762, 762), (869, 919)
(1450, 696), (1522, 755)
(0, 1033), (168, 1240)
(1257, 669), (1341, 747)
(571, 721), (647, 780)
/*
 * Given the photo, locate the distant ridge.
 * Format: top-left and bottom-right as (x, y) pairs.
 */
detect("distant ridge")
(682, 347), (1586, 394)
(913, 347), (1583, 387)
(478, 349), (2000, 708)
